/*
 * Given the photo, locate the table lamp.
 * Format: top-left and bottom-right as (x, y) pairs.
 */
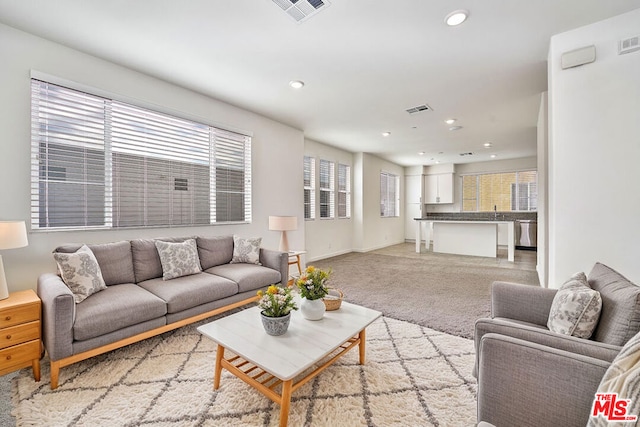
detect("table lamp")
(0, 221), (29, 300)
(268, 216), (297, 253)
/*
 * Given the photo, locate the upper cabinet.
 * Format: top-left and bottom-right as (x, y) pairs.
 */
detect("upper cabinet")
(423, 173), (453, 204)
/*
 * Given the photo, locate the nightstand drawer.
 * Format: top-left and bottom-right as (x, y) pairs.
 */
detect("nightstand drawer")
(0, 340), (40, 373)
(0, 303), (39, 328)
(0, 321), (40, 350)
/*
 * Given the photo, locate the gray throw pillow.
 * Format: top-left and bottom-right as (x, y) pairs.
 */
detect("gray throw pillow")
(547, 272), (602, 339)
(154, 239), (202, 280)
(53, 245), (107, 303)
(230, 235), (262, 265)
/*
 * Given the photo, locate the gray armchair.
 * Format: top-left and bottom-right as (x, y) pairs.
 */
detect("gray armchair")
(474, 262), (640, 427)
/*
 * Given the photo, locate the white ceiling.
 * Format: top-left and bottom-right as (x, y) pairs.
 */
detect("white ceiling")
(1, 0), (640, 166)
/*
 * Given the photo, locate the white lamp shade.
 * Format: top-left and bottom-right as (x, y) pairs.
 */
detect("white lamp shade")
(268, 216), (298, 231)
(0, 221), (28, 250)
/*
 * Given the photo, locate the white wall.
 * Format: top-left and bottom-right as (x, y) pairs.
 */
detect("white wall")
(353, 153), (405, 252)
(537, 92), (549, 286)
(304, 139), (354, 262)
(548, 9), (640, 287)
(0, 23), (304, 292)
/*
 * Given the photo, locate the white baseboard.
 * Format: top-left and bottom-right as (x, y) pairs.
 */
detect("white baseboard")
(306, 241), (406, 262)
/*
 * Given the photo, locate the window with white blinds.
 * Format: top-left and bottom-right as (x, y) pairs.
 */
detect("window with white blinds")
(303, 156), (316, 220)
(380, 171), (399, 217)
(338, 163), (351, 218)
(319, 159), (335, 219)
(462, 170), (537, 212)
(31, 79), (252, 230)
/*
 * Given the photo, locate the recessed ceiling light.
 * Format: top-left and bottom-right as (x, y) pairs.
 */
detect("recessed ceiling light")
(484, 142), (492, 148)
(445, 10), (469, 26)
(490, 154), (497, 158)
(444, 118), (457, 125)
(449, 126), (463, 131)
(435, 160), (441, 164)
(382, 132), (391, 137)
(418, 151), (425, 155)
(289, 80), (305, 89)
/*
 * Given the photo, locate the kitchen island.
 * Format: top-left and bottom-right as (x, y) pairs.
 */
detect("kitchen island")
(415, 219), (515, 262)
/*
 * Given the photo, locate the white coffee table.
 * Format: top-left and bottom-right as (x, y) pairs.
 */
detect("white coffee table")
(197, 300), (382, 427)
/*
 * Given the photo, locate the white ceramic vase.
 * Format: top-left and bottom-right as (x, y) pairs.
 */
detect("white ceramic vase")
(300, 297), (326, 320)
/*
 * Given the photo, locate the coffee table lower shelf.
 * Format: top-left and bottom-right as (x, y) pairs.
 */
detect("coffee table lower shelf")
(213, 330), (366, 427)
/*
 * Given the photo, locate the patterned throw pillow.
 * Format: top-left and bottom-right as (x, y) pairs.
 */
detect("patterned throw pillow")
(587, 329), (640, 427)
(230, 235), (262, 265)
(53, 245), (107, 303)
(547, 272), (602, 339)
(154, 239), (202, 280)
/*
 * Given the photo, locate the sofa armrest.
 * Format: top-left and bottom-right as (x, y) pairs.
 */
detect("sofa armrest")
(474, 318), (621, 374)
(491, 281), (557, 326)
(478, 333), (610, 427)
(259, 248), (289, 286)
(37, 273), (75, 361)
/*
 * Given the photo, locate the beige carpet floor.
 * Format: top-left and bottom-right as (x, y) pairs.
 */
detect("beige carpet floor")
(312, 247), (539, 339)
(12, 316), (477, 426)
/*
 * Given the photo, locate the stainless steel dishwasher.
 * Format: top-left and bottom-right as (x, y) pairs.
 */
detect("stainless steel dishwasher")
(515, 220), (537, 250)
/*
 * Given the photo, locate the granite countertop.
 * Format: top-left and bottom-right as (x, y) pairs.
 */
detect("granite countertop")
(415, 212), (537, 222)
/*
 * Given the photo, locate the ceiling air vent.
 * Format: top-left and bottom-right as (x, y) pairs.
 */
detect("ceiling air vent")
(271, 0), (331, 23)
(459, 152), (474, 157)
(406, 104), (432, 114)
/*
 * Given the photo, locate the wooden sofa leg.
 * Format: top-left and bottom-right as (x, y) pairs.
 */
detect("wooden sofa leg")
(50, 360), (60, 390)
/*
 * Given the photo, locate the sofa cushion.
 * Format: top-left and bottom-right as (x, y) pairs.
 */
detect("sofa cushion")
(206, 263), (281, 293)
(589, 262), (640, 346)
(53, 245), (107, 303)
(138, 272), (238, 314)
(587, 329), (640, 427)
(55, 241), (135, 286)
(230, 235), (262, 265)
(197, 235), (234, 269)
(73, 283), (167, 341)
(155, 239), (202, 280)
(131, 237), (191, 283)
(547, 272), (602, 339)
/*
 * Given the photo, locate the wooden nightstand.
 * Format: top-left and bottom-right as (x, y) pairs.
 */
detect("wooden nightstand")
(0, 289), (41, 381)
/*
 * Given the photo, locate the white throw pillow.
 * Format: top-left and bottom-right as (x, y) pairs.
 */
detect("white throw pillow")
(154, 239), (202, 280)
(587, 329), (640, 426)
(547, 272), (602, 339)
(53, 245), (107, 303)
(230, 235), (262, 265)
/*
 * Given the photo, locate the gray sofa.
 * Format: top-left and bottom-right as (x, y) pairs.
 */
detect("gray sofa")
(474, 262), (640, 426)
(38, 235), (288, 389)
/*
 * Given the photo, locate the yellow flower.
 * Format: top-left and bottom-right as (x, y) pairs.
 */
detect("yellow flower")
(257, 290), (263, 297)
(306, 266), (316, 273)
(267, 285), (279, 295)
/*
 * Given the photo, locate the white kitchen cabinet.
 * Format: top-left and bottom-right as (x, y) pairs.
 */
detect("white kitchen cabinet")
(423, 173), (453, 204)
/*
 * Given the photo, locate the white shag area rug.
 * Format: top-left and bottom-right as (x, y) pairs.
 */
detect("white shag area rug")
(12, 316), (477, 426)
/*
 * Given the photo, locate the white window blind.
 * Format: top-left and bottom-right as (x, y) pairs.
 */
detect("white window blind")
(31, 79), (251, 230)
(380, 171), (399, 217)
(461, 170), (537, 212)
(338, 163), (351, 218)
(319, 159), (335, 219)
(303, 156), (316, 220)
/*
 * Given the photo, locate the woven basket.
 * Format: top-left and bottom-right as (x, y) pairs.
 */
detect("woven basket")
(323, 288), (344, 311)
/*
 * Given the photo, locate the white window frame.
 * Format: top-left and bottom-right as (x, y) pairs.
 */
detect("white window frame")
(461, 170), (538, 212)
(380, 171), (399, 217)
(319, 159), (335, 219)
(338, 163), (351, 219)
(303, 156), (316, 220)
(31, 78), (252, 230)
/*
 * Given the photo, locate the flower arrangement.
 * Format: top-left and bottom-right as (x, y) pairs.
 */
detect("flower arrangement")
(257, 285), (298, 318)
(296, 266), (331, 300)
